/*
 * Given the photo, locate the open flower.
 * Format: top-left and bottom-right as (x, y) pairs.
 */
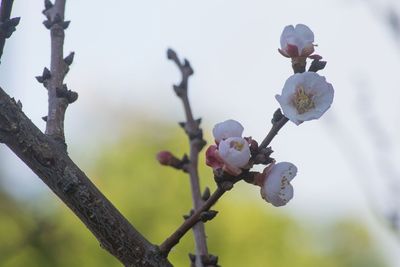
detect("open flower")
(206, 120), (250, 176)
(279, 24), (314, 58)
(218, 137), (251, 169)
(213, 119), (244, 143)
(276, 72), (334, 125)
(206, 136), (251, 176)
(261, 162), (297, 207)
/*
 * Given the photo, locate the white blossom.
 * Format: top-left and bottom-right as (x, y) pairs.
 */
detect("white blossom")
(213, 119), (244, 142)
(279, 24), (314, 58)
(276, 72), (334, 125)
(218, 137), (250, 169)
(261, 162), (297, 207)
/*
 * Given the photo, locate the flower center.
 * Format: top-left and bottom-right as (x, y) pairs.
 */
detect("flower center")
(292, 85), (314, 114)
(230, 140), (244, 151)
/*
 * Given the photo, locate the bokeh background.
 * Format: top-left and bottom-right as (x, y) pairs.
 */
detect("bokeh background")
(1, 0), (400, 266)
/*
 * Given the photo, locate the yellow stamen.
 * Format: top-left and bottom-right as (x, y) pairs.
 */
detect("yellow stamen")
(292, 85), (314, 114)
(230, 141), (244, 151)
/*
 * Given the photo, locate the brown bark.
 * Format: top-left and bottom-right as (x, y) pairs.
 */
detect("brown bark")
(0, 87), (172, 267)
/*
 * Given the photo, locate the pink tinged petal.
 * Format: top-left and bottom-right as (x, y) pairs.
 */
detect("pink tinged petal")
(213, 119), (244, 142)
(285, 44), (299, 57)
(300, 44), (315, 57)
(280, 24), (315, 58)
(278, 48), (290, 58)
(205, 145), (224, 169)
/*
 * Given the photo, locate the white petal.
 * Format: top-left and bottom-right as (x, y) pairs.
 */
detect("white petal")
(213, 119), (244, 142)
(218, 137), (250, 168)
(261, 162), (297, 207)
(276, 72), (334, 125)
(280, 25), (295, 49)
(295, 24), (314, 43)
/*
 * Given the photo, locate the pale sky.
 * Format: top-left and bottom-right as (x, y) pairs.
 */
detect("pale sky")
(1, 0), (400, 266)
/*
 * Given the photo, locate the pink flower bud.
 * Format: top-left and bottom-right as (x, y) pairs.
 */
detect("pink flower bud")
(156, 151), (174, 165)
(279, 24), (314, 58)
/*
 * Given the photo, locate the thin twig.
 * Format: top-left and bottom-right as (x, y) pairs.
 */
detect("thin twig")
(159, 187), (225, 256)
(259, 116), (289, 149)
(167, 48), (209, 266)
(42, 0), (76, 146)
(0, 0), (14, 21)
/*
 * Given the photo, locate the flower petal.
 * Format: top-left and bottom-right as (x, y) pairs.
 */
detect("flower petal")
(213, 119), (244, 142)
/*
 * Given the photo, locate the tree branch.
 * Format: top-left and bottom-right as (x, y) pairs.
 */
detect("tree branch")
(167, 48), (210, 266)
(41, 0), (76, 146)
(159, 187), (225, 256)
(259, 113), (289, 149)
(0, 87), (172, 267)
(159, 170), (260, 257)
(0, 0), (20, 62)
(0, 2), (171, 266)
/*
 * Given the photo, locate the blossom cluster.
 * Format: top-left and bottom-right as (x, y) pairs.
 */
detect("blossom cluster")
(205, 24), (334, 207)
(206, 119), (297, 207)
(158, 24), (334, 208)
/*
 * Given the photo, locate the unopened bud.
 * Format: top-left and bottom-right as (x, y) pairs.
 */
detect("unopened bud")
(156, 151), (174, 165)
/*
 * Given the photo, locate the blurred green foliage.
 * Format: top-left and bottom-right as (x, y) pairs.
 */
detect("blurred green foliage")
(0, 125), (388, 266)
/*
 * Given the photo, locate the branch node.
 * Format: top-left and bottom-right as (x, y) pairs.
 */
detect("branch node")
(42, 116), (48, 122)
(64, 51), (75, 65)
(188, 253), (196, 263)
(178, 121), (186, 129)
(271, 108), (284, 124)
(53, 13), (62, 24)
(308, 58), (327, 72)
(204, 254), (220, 266)
(62, 20), (70, 29)
(201, 187), (211, 201)
(219, 181), (234, 191)
(183, 209), (194, 220)
(166, 48), (177, 60)
(56, 85), (78, 104)
(36, 67), (52, 84)
(44, 0), (54, 10)
(43, 19), (52, 29)
(200, 210), (218, 222)
(167, 48), (194, 96)
(16, 100), (22, 109)
(0, 17), (21, 39)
